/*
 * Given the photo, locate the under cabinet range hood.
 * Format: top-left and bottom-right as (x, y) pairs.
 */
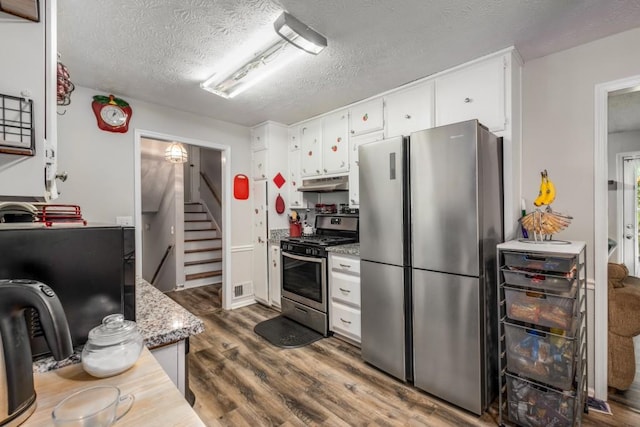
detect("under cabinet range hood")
(297, 176), (348, 192)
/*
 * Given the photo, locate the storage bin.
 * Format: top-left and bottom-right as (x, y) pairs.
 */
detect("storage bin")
(502, 268), (574, 293)
(505, 286), (577, 330)
(503, 252), (576, 273)
(506, 373), (576, 427)
(505, 322), (576, 390)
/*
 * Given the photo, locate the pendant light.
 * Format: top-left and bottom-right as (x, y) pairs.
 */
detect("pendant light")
(165, 142), (188, 164)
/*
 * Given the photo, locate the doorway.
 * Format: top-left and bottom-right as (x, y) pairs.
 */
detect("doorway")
(134, 129), (232, 309)
(620, 154), (640, 276)
(595, 76), (640, 401)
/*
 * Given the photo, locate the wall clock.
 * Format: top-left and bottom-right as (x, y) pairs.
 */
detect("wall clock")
(91, 94), (132, 133)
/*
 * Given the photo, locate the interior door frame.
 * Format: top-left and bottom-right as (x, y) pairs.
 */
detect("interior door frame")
(134, 129), (232, 309)
(594, 74), (640, 400)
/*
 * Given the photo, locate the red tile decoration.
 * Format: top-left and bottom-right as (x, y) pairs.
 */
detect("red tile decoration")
(273, 172), (286, 189)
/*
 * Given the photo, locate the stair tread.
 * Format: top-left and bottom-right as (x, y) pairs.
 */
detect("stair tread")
(185, 257), (223, 266)
(185, 247), (221, 254)
(185, 237), (221, 242)
(185, 219), (212, 223)
(186, 271), (223, 281)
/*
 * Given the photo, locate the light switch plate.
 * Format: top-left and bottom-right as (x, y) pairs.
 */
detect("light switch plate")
(116, 216), (133, 226)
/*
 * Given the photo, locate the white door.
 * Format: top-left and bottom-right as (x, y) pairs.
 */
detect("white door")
(622, 156), (640, 275)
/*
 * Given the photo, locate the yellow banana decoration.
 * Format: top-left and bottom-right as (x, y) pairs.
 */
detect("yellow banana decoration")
(533, 170), (556, 207)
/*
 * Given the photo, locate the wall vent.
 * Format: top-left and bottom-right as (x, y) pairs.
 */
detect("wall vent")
(233, 281), (252, 299)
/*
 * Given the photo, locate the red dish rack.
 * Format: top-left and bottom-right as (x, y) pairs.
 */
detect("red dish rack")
(35, 204), (87, 227)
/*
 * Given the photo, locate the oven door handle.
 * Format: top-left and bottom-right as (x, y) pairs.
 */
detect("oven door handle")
(281, 251), (325, 264)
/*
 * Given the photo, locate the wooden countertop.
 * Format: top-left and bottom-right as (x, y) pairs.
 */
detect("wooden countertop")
(24, 348), (204, 426)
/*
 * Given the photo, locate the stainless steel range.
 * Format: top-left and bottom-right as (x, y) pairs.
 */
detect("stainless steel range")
(280, 215), (358, 336)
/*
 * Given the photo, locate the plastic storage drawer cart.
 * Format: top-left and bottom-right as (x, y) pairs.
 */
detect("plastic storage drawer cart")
(497, 240), (587, 427)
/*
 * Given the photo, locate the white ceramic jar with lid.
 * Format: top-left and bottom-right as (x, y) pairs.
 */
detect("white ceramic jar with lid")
(81, 314), (144, 378)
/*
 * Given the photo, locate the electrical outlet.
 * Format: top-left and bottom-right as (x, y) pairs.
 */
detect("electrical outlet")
(116, 216), (133, 226)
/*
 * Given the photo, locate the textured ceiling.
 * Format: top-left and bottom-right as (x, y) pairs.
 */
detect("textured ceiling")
(57, 0), (640, 127)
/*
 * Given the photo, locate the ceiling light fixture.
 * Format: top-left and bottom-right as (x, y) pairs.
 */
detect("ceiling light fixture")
(274, 12), (327, 55)
(165, 142), (188, 164)
(200, 12), (326, 99)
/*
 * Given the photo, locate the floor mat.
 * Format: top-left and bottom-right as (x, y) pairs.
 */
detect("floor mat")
(254, 315), (324, 349)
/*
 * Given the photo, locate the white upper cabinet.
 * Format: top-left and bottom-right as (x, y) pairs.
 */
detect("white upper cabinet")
(251, 123), (269, 151)
(434, 56), (506, 132)
(251, 149), (268, 180)
(300, 118), (322, 177)
(349, 98), (384, 136)
(348, 130), (384, 208)
(384, 81), (435, 138)
(288, 125), (300, 151)
(288, 149), (303, 208)
(321, 110), (349, 175)
(0, 0), (57, 200)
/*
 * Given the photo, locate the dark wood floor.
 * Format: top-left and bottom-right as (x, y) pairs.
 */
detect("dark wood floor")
(167, 285), (640, 426)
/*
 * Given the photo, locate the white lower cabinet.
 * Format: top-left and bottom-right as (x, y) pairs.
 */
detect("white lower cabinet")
(269, 244), (281, 309)
(329, 253), (361, 344)
(150, 340), (187, 396)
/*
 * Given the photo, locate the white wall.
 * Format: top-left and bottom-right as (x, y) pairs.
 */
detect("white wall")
(522, 26), (640, 278)
(522, 26), (640, 392)
(56, 85), (253, 291)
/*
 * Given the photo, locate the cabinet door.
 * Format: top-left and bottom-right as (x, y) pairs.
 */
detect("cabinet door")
(288, 149), (303, 208)
(288, 125), (300, 151)
(269, 245), (281, 308)
(322, 111), (349, 174)
(385, 81), (434, 138)
(349, 98), (384, 136)
(348, 131), (384, 207)
(251, 124), (269, 151)
(435, 56), (505, 132)
(253, 182), (269, 304)
(252, 149), (268, 180)
(300, 119), (322, 177)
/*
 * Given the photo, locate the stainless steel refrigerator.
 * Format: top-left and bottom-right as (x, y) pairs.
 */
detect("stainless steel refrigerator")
(359, 120), (503, 415)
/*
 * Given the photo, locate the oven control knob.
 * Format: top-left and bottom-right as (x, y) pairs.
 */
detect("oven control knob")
(305, 248), (311, 255)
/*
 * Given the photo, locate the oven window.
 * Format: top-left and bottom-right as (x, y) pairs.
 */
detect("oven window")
(282, 255), (323, 303)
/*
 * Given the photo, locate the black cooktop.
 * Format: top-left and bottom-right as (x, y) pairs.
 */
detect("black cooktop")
(282, 235), (357, 247)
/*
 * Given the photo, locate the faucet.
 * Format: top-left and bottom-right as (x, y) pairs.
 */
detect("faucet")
(0, 279), (73, 426)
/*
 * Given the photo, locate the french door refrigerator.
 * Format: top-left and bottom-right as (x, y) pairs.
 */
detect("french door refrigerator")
(359, 120), (503, 415)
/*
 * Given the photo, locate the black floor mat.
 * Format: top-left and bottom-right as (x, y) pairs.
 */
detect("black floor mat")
(254, 315), (324, 349)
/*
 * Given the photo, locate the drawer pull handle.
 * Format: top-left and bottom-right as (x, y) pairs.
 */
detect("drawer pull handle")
(404, 114), (411, 119)
(339, 264), (351, 268)
(339, 288), (351, 293)
(464, 97), (472, 103)
(340, 318), (352, 324)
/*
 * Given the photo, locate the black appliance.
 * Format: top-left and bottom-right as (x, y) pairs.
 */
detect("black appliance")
(0, 279), (73, 426)
(0, 224), (135, 357)
(280, 214), (358, 336)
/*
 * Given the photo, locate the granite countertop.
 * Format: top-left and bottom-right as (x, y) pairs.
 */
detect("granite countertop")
(33, 278), (204, 373)
(326, 243), (360, 256)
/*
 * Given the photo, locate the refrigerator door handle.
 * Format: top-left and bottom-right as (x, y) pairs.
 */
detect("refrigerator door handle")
(389, 152), (396, 180)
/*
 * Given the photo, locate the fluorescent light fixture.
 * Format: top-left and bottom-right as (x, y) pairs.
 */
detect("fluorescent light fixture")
(200, 11), (326, 99)
(200, 37), (304, 99)
(274, 12), (327, 55)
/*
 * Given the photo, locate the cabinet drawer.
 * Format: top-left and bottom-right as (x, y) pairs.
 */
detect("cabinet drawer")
(331, 272), (361, 307)
(331, 303), (361, 342)
(331, 254), (360, 275)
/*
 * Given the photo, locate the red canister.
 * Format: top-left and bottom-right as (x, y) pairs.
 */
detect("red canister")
(289, 222), (301, 237)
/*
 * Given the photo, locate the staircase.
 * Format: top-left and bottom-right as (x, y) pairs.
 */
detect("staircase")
(183, 202), (222, 288)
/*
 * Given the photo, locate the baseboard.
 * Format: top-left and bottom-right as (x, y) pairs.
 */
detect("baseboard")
(230, 298), (257, 310)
